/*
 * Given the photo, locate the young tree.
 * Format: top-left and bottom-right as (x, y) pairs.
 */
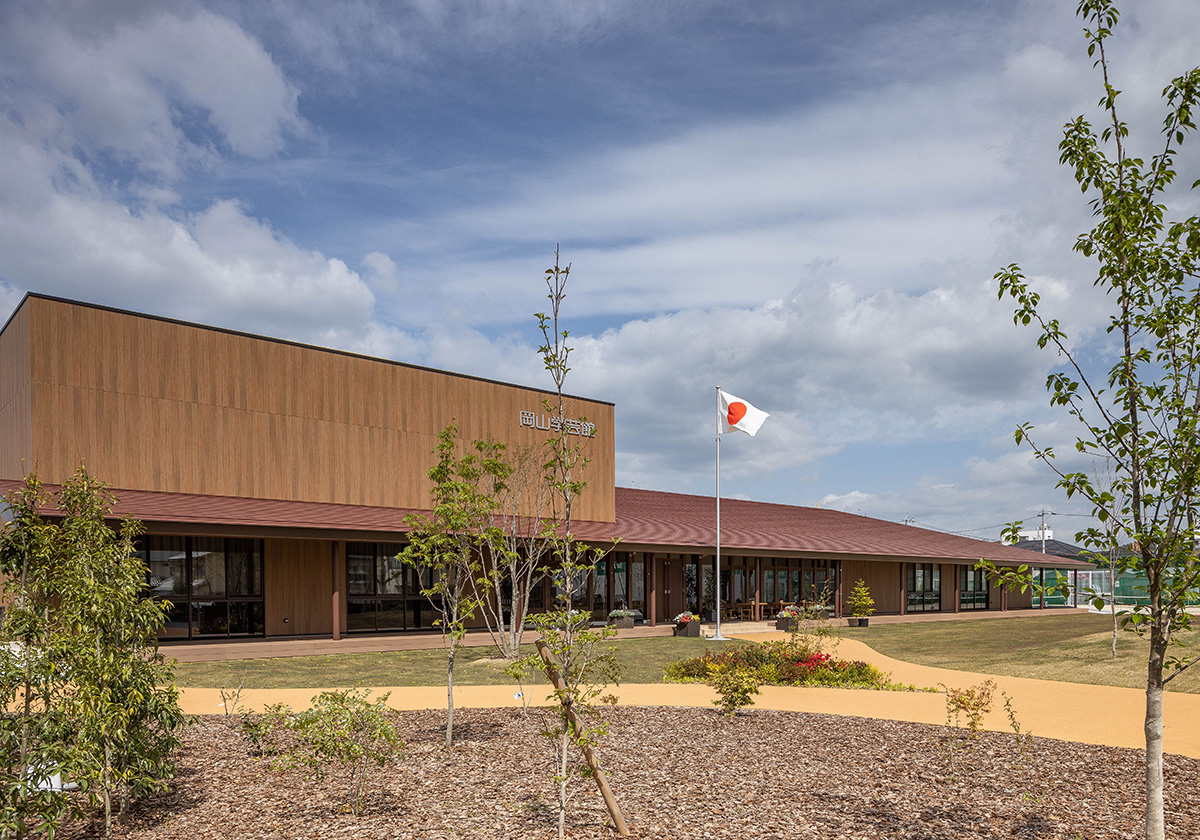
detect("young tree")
(521, 248), (628, 839)
(1, 469), (184, 840)
(401, 425), (509, 746)
(991, 4), (1200, 837)
(0, 476), (77, 839)
(247, 689), (401, 816)
(477, 444), (554, 659)
(49, 469), (185, 839)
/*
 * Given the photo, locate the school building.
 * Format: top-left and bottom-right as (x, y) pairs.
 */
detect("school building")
(0, 294), (1088, 641)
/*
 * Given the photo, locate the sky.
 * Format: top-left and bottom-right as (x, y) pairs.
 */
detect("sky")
(1, 0), (1198, 541)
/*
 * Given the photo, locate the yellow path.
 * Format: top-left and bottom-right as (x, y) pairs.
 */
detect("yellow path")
(178, 632), (1200, 759)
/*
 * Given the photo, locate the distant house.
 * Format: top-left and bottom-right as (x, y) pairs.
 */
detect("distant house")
(0, 294), (1090, 641)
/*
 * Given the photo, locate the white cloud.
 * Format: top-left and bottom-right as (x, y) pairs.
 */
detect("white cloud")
(0, 5), (382, 347)
(4, 5), (304, 180)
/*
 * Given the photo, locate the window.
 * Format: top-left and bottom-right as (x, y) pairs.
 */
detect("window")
(906, 563), (941, 612)
(139, 536), (264, 639)
(346, 543), (437, 632)
(960, 566), (989, 610)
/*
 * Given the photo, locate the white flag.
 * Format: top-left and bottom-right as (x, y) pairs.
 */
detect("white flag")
(719, 391), (769, 436)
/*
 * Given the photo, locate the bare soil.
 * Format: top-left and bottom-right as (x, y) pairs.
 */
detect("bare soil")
(60, 707), (1200, 839)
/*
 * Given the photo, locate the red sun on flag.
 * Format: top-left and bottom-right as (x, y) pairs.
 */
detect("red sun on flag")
(726, 402), (748, 426)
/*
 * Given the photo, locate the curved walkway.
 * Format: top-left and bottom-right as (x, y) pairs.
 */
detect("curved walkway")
(176, 631), (1200, 759)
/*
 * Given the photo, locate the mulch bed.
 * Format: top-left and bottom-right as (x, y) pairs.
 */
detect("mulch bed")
(60, 706), (1199, 839)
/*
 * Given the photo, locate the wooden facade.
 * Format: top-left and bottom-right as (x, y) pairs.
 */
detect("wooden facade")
(0, 295), (614, 521)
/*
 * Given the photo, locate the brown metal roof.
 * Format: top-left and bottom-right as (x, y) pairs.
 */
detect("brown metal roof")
(601, 487), (1093, 568)
(0, 479), (1089, 568)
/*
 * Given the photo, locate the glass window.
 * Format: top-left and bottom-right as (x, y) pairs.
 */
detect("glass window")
(347, 545), (375, 596)
(191, 601), (228, 636)
(701, 560), (716, 615)
(907, 563), (942, 612)
(144, 536), (264, 640)
(376, 599), (406, 630)
(226, 539), (262, 597)
(158, 600), (189, 638)
(377, 556), (405, 595)
(684, 563), (699, 613)
(347, 599), (377, 632)
(229, 602), (265, 636)
(630, 557), (645, 613)
(190, 538), (227, 597)
(146, 537), (188, 599)
(593, 559), (608, 615)
(960, 567), (989, 610)
(764, 569), (776, 603)
(529, 577), (545, 610)
(612, 559), (628, 609)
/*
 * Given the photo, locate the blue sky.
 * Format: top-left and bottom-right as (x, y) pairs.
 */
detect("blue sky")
(1, 0), (1198, 539)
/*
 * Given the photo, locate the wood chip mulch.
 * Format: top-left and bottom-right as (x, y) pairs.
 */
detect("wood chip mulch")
(59, 706), (1199, 839)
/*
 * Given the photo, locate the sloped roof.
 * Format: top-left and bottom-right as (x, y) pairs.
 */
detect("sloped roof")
(0, 479), (1090, 568)
(0, 480), (426, 536)
(603, 487), (1092, 568)
(1010, 538), (1089, 561)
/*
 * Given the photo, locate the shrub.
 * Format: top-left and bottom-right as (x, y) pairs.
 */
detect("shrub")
(706, 665), (761, 716)
(244, 689), (401, 816)
(846, 579), (875, 618)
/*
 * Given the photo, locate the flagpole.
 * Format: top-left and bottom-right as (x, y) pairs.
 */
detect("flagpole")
(713, 385), (727, 641)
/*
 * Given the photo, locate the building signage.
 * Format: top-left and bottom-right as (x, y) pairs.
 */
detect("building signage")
(519, 410), (597, 437)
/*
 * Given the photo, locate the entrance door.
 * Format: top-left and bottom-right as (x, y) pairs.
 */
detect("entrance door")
(660, 557), (685, 620)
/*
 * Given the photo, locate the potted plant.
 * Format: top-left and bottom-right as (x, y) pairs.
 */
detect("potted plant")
(608, 608), (636, 630)
(846, 579), (875, 627)
(673, 612), (702, 637)
(775, 604), (803, 632)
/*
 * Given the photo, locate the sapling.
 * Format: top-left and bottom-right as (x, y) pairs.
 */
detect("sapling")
(250, 689), (401, 816)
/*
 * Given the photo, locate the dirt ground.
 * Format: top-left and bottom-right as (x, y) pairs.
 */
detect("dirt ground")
(59, 707), (1200, 840)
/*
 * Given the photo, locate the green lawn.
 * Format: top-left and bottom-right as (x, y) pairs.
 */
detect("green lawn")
(851, 612), (1200, 693)
(170, 635), (747, 689)
(169, 613), (1200, 693)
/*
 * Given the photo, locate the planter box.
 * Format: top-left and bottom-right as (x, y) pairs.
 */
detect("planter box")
(674, 621), (701, 637)
(775, 617), (799, 632)
(847, 617), (871, 627)
(609, 617), (635, 630)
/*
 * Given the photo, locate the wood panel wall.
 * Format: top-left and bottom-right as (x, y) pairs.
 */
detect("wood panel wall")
(265, 538), (332, 636)
(840, 559), (904, 615)
(0, 304), (31, 480)
(940, 563), (957, 611)
(1007, 585), (1034, 610)
(19, 296), (615, 520)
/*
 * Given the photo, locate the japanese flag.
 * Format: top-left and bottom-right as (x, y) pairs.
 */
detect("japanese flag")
(719, 391), (769, 436)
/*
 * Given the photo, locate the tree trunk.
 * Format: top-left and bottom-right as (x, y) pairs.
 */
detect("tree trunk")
(558, 725), (570, 840)
(103, 742), (114, 840)
(445, 644), (456, 747)
(1145, 634), (1166, 840)
(1110, 560), (1118, 660)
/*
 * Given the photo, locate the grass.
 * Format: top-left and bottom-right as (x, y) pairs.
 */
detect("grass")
(170, 613), (1200, 693)
(170, 635), (748, 689)
(852, 612), (1200, 693)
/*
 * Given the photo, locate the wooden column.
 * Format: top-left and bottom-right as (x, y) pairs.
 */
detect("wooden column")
(954, 564), (961, 613)
(648, 553), (658, 626)
(754, 558), (762, 620)
(898, 563), (907, 615)
(833, 561), (843, 618)
(331, 541), (341, 641)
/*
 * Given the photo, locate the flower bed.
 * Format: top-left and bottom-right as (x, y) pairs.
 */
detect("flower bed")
(663, 639), (910, 690)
